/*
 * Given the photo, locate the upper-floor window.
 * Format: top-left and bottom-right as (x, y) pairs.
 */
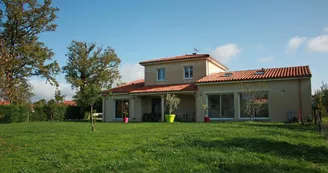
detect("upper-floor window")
(157, 68), (165, 81)
(184, 66), (193, 79)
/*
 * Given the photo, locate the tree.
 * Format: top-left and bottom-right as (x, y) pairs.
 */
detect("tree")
(62, 41), (121, 93)
(0, 0), (60, 103)
(62, 41), (121, 131)
(74, 85), (100, 132)
(54, 88), (65, 103)
(165, 94), (180, 115)
(45, 99), (56, 121)
(239, 82), (267, 121)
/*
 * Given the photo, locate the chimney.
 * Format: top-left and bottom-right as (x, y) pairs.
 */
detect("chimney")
(192, 53), (197, 55)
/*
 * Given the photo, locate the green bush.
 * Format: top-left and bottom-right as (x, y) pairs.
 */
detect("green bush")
(0, 105), (29, 123)
(31, 105), (47, 121)
(0, 103), (84, 123)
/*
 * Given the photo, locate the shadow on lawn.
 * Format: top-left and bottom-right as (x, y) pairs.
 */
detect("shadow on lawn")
(242, 123), (317, 133)
(217, 162), (320, 173)
(189, 137), (328, 164)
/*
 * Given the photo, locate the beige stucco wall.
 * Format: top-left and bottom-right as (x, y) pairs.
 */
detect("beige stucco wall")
(195, 78), (312, 122)
(207, 60), (225, 75)
(103, 93), (196, 122)
(144, 59), (207, 86)
(175, 94), (196, 118)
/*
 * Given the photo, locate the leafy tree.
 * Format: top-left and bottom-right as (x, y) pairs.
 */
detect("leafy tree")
(0, 0), (60, 103)
(62, 41), (121, 131)
(45, 99), (56, 121)
(74, 85), (100, 132)
(34, 99), (47, 106)
(62, 41), (121, 93)
(54, 88), (65, 103)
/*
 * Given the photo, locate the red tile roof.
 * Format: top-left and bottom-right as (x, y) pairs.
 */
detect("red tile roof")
(0, 101), (10, 105)
(139, 54), (228, 70)
(196, 66), (311, 83)
(63, 100), (77, 106)
(103, 79), (197, 94)
(130, 83), (197, 94)
(140, 54), (209, 64)
(103, 79), (145, 94)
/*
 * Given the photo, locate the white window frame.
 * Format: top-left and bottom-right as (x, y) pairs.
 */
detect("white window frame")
(206, 93), (235, 120)
(114, 99), (129, 120)
(184, 66), (193, 79)
(157, 68), (165, 81)
(238, 91), (270, 120)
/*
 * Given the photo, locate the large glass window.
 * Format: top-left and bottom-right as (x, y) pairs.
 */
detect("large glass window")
(240, 91), (269, 118)
(115, 100), (129, 118)
(208, 94), (234, 119)
(157, 68), (165, 80)
(184, 66), (193, 79)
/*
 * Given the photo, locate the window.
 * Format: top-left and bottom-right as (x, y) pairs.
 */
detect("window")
(240, 91), (269, 118)
(184, 66), (193, 79)
(223, 73), (233, 77)
(157, 68), (165, 81)
(115, 100), (129, 118)
(208, 94), (234, 119)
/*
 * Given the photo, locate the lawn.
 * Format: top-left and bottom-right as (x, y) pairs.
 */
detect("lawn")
(0, 122), (327, 173)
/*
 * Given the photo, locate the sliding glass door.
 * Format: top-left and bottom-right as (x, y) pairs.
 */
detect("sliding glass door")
(208, 94), (234, 119)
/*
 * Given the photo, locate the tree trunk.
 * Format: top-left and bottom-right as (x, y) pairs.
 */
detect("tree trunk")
(91, 104), (95, 132)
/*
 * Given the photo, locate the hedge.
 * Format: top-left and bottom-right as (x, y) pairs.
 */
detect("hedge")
(0, 104), (83, 124)
(0, 105), (29, 123)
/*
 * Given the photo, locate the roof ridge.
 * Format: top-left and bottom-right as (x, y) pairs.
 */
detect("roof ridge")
(216, 65), (310, 74)
(139, 54), (210, 65)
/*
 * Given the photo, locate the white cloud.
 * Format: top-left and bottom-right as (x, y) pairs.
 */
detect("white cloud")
(258, 57), (274, 63)
(307, 34), (328, 52)
(30, 79), (75, 102)
(211, 44), (241, 63)
(323, 27), (328, 33)
(286, 36), (307, 53)
(119, 63), (144, 83)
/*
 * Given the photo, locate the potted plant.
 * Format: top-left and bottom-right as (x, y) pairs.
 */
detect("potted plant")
(165, 94), (180, 123)
(123, 101), (129, 123)
(201, 102), (210, 122)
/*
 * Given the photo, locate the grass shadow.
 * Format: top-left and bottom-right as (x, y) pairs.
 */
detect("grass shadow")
(242, 122), (317, 133)
(217, 162), (321, 173)
(189, 137), (328, 163)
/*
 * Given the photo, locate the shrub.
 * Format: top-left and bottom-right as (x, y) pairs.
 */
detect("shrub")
(0, 105), (29, 123)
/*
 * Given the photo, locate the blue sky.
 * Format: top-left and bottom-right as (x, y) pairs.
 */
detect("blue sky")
(32, 0), (328, 101)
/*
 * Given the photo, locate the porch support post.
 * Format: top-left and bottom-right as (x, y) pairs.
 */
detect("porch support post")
(161, 95), (165, 122)
(131, 97), (134, 120)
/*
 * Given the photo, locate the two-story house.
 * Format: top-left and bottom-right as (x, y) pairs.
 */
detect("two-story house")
(102, 53), (312, 122)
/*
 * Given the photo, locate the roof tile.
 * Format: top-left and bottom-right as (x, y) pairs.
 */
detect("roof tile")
(130, 83), (197, 94)
(196, 66), (311, 83)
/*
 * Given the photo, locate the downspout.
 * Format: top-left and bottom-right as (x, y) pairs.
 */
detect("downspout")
(298, 78), (303, 123)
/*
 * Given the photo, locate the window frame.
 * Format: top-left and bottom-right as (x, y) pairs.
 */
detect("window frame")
(206, 93), (235, 120)
(184, 66), (193, 79)
(157, 68), (166, 81)
(114, 99), (129, 119)
(238, 91), (270, 120)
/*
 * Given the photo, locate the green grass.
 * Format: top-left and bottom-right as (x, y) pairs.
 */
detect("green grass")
(0, 122), (327, 173)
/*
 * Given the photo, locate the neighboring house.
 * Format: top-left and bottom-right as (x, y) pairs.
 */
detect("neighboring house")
(62, 100), (77, 106)
(0, 101), (10, 105)
(102, 53), (312, 122)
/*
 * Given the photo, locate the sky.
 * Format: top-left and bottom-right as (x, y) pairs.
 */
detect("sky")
(30, 0), (328, 101)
